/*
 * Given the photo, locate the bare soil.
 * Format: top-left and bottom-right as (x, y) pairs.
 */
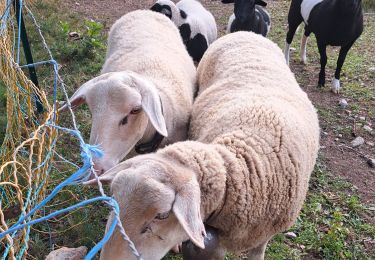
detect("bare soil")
(62, 0), (375, 206)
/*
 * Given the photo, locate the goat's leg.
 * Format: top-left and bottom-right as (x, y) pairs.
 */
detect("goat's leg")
(247, 241), (268, 260)
(300, 27), (311, 64)
(331, 41), (355, 94)
(285, 22), (300, 66)
(317, 41), (327, 88)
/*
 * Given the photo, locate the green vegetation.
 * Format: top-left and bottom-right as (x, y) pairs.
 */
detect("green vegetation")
(266, 162), (375, 259)
(363, 0), (375, 11)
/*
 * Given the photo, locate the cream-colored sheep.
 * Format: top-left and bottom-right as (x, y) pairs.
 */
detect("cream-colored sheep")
(62, 10), (196, 174)
(90, 32), (320, 260)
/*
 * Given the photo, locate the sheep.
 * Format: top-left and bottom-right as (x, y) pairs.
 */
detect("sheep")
(151, 0), (217, 62)
(61, 10), (196, 175)
(89, 32), (320, 260)
(284, 0), (363, 93)
(222, 0), (271, 36)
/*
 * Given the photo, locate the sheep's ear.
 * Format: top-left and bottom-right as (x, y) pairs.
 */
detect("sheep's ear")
(59, 81), (93, 112)
(221, 0), (235, 4)
(255, 0), (267, 6)
(173, 180), (206, 249)
(129, 72), (168, 137)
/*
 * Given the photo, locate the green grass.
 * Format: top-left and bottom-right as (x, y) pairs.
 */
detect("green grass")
(266, 162), (375, 260)
(363, 0), (375, 11)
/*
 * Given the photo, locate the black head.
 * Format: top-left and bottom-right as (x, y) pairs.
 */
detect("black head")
(150, 3), (173, 19)
(223, 0), (267, 23)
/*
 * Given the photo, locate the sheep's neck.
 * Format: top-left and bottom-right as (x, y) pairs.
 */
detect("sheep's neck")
(161, 142), (230, 222)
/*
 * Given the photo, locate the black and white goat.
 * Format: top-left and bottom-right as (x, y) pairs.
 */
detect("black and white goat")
(284, 0), (363, 93)
(222, 0), (271, 36)
(151, 0), (217, 62)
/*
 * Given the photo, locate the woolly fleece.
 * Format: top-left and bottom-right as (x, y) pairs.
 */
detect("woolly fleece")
(159, 31), (320, 252)
(102, 10), (197, 147)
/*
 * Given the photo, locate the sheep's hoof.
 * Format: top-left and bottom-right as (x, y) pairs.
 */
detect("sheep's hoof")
(331, 79), (341, 94)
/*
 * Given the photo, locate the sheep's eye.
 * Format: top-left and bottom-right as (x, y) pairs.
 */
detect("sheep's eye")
(119, 116), (128, 126)
(155, 211), (170, 220)
(130, 107), (142, 115)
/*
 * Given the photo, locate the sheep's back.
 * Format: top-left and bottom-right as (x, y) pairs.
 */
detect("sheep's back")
(192, 32), (320, 251)
(102, 10), (196, 105)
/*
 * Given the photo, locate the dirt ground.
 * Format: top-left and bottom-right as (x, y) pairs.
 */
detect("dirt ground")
(62, 0), (375, 206)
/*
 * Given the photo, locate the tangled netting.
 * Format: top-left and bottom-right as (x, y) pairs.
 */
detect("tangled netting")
(0, 0), (141, 259)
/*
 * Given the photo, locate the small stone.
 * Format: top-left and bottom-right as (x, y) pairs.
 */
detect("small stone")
(367, 141), (374, 147)
(359, 116), (366, 121)
(368, 207), (375, 211)
(285, 232), (297, 239)
(46, 246), (87, 260)
(335, 138), (339, 142)
(75, 2), (80, 6)
(290, 47), (296, 51)
(367, 158), (375, 168)
(299, 244), (306, 250)
(323, 131), (328, 136)
(369, 67), (375, 72)
(351, 136), (365, 147)
(339, 99), (348, 109)
(68, 32), (81, 41)
(363, 125), (373, 133)
(338, 134), (343, 138)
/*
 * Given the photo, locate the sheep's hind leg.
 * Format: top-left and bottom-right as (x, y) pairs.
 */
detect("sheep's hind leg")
(285, 2), (303, 66)
(317, 41), (327, 88)
(285, 23), (300, 66)
(332, 40), (355, 94)
(247, 241), (268, 260)
(300, 27), (311, 64)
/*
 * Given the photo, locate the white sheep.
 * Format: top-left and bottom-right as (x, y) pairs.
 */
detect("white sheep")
(90, 32), (320, 259)
(151, 0), (217, 62)
(62, 10), (196, 175)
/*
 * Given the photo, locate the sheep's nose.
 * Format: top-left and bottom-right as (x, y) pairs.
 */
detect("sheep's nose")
(92, 162), (106, 177)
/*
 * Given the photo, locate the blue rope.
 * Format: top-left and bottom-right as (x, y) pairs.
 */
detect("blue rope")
(1, 2), (141, 259)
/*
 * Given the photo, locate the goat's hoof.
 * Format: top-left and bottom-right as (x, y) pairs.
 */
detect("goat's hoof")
(317, 83), (324, 88)
(301, 56), (307, 64)
(331, 79), (341, 94)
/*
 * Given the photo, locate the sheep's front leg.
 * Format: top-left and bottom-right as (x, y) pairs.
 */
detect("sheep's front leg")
(247, 241), (268, 260)
(332, 40), (355, 94)
(317, 41), (327, 88)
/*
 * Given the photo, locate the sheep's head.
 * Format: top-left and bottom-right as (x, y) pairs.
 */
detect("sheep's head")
(60, 71), (167, 175)
(150, 0), (179, 21)
(222, 0), (267, 23)
(87, 155), (206, 260)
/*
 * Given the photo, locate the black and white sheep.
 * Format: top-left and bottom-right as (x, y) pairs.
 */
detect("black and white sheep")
(151, 0), (217, 62)
(222, 0), (271, 36)
(284, 0), (363, 93)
